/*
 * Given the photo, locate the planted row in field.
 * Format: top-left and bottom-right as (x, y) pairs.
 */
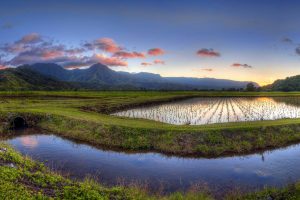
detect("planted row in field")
(113, 97), (300, 125)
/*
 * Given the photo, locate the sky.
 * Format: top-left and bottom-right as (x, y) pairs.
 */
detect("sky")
(1, 0), (300, 86)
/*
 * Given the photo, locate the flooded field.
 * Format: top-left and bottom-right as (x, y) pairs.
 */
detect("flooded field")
(113, 97), (300, 125)
(3, 129), (300, 195)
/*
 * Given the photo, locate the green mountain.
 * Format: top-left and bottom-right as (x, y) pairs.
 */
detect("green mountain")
(0, 63), (259, 91)
(20, 63), (258, 90)
(264, 75), (300, 91)
(0, 67), (74, 91)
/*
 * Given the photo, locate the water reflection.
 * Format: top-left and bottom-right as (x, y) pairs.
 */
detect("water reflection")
(4, 131), (300, 195)
(113, 97), (300, 125)
(20, 136), (38, 149)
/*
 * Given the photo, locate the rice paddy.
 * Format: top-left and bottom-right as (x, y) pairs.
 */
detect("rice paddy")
(113, 97), (300, 125)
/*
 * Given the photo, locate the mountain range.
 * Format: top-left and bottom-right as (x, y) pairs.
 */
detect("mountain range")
(0, 63), (258, 90)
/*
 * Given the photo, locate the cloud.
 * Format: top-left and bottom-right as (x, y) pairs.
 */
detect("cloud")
(148, 48), (165, 56)
(141, 62), (152, 66)
(17, 33), (42, 45)
(1, 23), (13, 29)
(140, 60), (165, 66)
(281, 38), (300, 56)
(0, 54), (7, 69)
(280, 38), (300, 56)
(197, 48), (220, 57)
(296, 47), (300, 55)
(57, 61), (86, 69)
(282, 37), (293, 43)
(61, 54), (128, 69)
(202, 68), (213, 72)
(0, 34), (92, 67)
(83, 38), (122, 53)
(90, 54), (127, 66)
(1, 33), (44, 54)
(6, 43), (82, 66)
(1, 43), (25, 54)
(113, 51), (145, 58)
(60, 57), (91, 69)
(64, 48), (85, 55)
(153, 59), (165, 65)
(192, 68), (213, 73)
(0, 34), (154, 68)
(231, 63), (253, 68)
(0, 65), (7, 70)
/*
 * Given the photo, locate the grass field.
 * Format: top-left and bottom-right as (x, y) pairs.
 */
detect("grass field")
(2, 91), (300, 156)
(1, 91), (300, 199)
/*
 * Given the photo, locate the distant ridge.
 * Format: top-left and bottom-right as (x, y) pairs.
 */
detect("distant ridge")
(15, 63), (258, 90)
(165, 77), (258, 89)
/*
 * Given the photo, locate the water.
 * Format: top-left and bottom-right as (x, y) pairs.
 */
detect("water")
(3, 129), (300, 195)
(113, 97), (300, 125)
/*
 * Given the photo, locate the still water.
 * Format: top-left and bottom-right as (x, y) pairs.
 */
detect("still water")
(113, 97), (300, 125)
(4, 129), (300, 194)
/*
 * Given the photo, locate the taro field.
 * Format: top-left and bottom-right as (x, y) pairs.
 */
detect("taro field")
(113, 97), (300, 125)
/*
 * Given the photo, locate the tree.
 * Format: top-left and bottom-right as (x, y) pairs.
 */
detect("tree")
(246, 83), (256, 91)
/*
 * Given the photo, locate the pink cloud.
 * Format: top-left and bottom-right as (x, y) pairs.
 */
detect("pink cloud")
(62, 54), (128, 69)
(141, 62), (152, 66)
(0, 34), (146, 68)
(84, 38), (122, 53)
(148, 48), (165, 56)
(91, 54), (127, 66)
(7, 45), (76, 66)
(202, 68), (213, 72)
(1, 43), (25, 53)
(16, 33), (42, 44)
(0, 34), (42, 54)
(231, 63), (252, 68)
(197, 48), (220, 57)
(153, 59), (165, 65)
(1, 34), (86, 66)
(41, 50), (64, 59)
(113, 51), (145, 58)
(140, 60), (165, 66)
(0, 65), (7, 70)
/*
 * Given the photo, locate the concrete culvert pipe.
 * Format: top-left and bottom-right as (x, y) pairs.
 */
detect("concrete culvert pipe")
(11, 117), (27, 129)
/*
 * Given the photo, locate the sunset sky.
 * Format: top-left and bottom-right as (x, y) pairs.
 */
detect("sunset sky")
(1, 0), (300, 86)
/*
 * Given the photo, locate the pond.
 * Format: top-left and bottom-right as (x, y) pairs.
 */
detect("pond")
(3, 128), (300, 195)
(113, 97), (300, 125)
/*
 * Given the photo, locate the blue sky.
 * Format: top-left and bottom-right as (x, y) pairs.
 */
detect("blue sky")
(1, 0), (300, 85)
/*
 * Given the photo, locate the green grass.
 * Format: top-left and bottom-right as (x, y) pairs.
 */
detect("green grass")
(227, 184), (300, 200)
(2, 91), (300, 156)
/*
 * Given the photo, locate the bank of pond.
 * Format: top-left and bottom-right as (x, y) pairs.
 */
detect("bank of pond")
(1, 128), (300, 199)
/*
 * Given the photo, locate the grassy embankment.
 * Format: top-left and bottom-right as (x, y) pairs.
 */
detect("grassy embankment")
(1, 142), (299, 200)
(2, 91), (300, 157)
(0, 142), (211, 200)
